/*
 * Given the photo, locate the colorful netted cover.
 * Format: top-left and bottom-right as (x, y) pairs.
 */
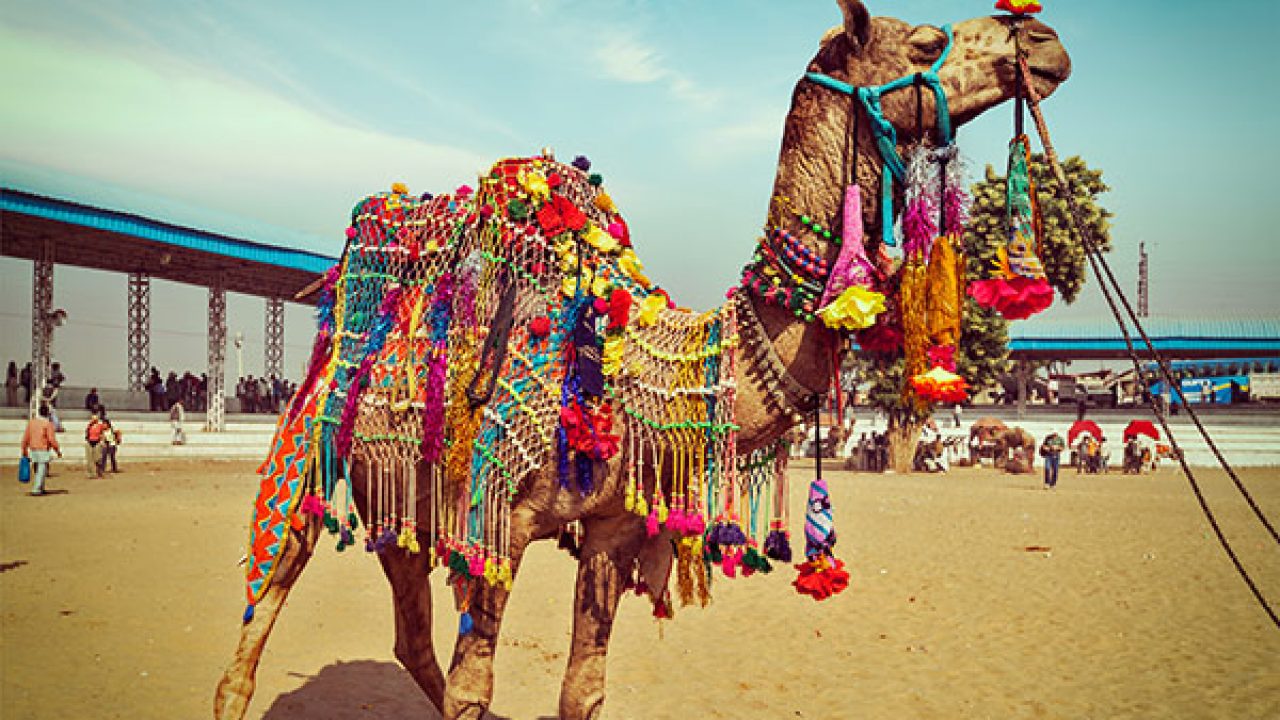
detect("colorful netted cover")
(243, 155), (792, 620)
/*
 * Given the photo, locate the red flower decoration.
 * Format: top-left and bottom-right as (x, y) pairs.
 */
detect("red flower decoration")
(537, 193), (588, 237)
(927, 344), (956, 372)
(529, 316), (551, 339)
(793, 556), (850, 601)
(968, 276), (1054, 320)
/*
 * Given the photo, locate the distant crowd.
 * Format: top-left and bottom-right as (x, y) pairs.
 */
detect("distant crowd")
(235, 375), (295, 414)
(6, 360), (294, 417)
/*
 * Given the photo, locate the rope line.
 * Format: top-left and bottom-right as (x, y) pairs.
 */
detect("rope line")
(1016, 53), (1280, 630)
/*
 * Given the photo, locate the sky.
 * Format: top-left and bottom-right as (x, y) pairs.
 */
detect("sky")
(2, 0), (1279, 389)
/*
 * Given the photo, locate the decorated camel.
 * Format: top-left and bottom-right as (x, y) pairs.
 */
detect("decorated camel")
(215, 2), (1070, 718)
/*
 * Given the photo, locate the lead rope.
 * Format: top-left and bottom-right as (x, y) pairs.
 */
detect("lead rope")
(1015, 51), (1280, 630)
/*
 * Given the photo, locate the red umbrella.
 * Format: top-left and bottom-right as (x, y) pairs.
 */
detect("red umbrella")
(1068, 420), (1102, 445)
(1123, 420), (1159, 442)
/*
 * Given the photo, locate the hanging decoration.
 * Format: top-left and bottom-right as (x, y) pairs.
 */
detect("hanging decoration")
(996, 0), (1043, 15)
(967, 134), (1054, 319)
(793, 407), (850, 601)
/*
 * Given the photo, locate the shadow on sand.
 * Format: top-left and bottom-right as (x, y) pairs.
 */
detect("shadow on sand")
(260, 660), (553, 720)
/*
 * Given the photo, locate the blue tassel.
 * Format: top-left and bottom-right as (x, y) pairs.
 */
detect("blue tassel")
(243, 604), (255, 623)
(458, 611), (474, 636)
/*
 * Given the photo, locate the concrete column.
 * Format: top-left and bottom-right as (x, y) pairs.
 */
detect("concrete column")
(206, 281), (227, 432)
(127, 272), (151, 392)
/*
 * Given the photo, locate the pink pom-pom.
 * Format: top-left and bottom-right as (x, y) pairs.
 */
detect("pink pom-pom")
(345, 226), (357, 239)
(468, 553), (485, 578)
(688, 512), (706, 536)
(607, 221), (625, 239)
(455, 184), (474, 198)
(665, 508), (686, 535)
(479, 205), (494, 219)
(646, 508), (660, 538)
(722, 549), (739, 578)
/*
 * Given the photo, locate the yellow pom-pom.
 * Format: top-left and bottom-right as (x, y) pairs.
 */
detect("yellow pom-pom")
(594, 191), (617, 213)
(817, 285), (887, 330)
(391, 182), (410, 195)
(484, 556), (499, 586)
(634, 494), (649, 518)
(656, 498), (669, 524)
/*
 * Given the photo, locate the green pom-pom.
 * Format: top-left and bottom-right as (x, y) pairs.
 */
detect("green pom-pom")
(336, 539), (347, 552)
(707, 543), (723, 564)
(348, 512), (360, 529)
(507, 199), (529, 221)
(588, 173), (603, 186)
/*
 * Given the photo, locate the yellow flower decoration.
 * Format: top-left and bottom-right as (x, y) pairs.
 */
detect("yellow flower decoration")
(594, 191), (617, 213)
(562, 266), (593, 297)
(636, 293), (666, 327)
(619, 249), (651, 287)
(817, 285), (886, 330)
(583, 224), (619, 254)
(518, 168), (550, 203)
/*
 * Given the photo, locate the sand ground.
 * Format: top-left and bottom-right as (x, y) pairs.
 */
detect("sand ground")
(2, 458), (1278, 719)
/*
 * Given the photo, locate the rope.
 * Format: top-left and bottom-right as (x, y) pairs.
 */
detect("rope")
(1015, 54), (1280, 630)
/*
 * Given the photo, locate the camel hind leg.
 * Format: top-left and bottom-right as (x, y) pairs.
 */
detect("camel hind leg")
(214, 520), (321, 720)
(559, 513), (647, 720)
(378, 547), (447, 712)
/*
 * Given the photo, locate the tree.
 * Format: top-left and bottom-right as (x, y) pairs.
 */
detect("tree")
(852, 154), (1112, 471)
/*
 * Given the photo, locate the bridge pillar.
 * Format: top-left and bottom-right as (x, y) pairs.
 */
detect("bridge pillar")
(264, 296), (285, 379)
(206, 280), (227, 432)
(30, 240), (54, 416)
(127, 272), (151, 392)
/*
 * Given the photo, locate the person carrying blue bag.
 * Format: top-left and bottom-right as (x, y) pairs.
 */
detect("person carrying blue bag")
(20, 405), (62, 496)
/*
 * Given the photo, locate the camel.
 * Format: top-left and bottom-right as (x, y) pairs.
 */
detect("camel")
(215, 2), (1070, 718)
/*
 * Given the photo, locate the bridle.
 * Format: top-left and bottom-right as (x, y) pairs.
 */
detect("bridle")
(803, 24), (956, 248)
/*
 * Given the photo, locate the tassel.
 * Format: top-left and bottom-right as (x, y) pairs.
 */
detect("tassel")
(242, 604), (255, 623)
(468, 552), (485, 579)
(646, 507), (660, 538)
(458, 611), (474, 636)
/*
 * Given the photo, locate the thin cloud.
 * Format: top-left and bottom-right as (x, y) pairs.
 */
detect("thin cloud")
(594, 35), (720, 110)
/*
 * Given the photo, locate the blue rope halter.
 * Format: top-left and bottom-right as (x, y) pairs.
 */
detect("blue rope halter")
(804, 24), (955, 247)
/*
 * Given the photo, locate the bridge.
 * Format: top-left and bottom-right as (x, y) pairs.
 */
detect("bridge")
(1008, 318), (1280, 360)
(1, 187), (337, 430)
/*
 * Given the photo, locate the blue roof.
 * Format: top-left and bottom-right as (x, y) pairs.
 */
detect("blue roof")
(1008, 317), (1280, 356)
(1, 187), (336, 274)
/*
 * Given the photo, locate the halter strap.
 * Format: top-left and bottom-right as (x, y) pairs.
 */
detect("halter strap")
(804, 24), (954, 180)
(803, 24), (954, 247)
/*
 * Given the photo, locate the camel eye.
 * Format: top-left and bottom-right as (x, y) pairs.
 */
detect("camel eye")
(907, 25), (947, 61)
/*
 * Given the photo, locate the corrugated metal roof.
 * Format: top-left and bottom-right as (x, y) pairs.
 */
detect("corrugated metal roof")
(1, 188), (336, 274)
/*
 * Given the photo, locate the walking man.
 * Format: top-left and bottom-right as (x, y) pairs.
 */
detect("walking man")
(1040, 431), (1066, 489)
(21, 405), (62, 495)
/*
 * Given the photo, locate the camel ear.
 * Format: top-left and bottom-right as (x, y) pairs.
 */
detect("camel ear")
(837, 0), (872, 52)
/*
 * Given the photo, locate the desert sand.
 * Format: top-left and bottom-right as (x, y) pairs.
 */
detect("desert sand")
(2, 458), (1278, 719)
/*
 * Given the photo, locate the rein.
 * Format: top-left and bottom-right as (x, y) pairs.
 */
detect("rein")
(804, 24), (956, 247)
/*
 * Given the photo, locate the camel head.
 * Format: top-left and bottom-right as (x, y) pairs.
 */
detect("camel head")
(809, 0), (1071, 141)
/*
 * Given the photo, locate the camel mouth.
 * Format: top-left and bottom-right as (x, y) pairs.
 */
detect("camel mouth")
(1028, 62), (1070, 85)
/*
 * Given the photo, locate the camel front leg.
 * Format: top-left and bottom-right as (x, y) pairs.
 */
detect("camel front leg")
(559, 514), (645, 720)
(378, 547), (446, 713)
(214, 519), (321, 720)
